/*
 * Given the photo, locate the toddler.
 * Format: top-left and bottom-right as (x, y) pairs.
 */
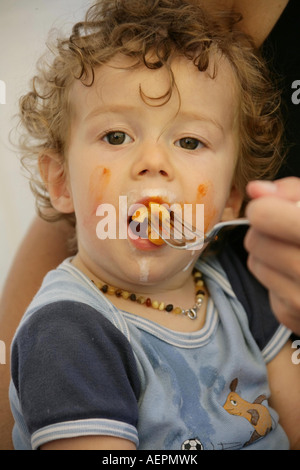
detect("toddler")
(10, 0), (300, 450)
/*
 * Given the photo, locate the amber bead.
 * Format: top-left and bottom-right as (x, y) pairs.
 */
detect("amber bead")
(173, 307), (182, 315)
(121, 291), (130, 299)
(107, 286), (116, 295)
(193, 271), (202, 280)
(196, 289), (205, 297)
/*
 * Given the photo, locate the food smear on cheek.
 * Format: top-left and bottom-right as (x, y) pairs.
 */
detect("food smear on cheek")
(197, 183), (209, 199)
(196, 182), (217, 233)
(86, 166), (111, 225)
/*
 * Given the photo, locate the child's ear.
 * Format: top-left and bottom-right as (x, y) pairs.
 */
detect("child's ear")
(39, 151), (74, 214)
(222, 184), (243, 221)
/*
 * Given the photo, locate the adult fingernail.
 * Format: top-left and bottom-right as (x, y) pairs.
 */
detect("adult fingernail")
(254, 180), (278, 193)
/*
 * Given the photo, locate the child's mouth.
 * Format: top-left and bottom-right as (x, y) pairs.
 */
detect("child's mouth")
(128, 198), (171, 248)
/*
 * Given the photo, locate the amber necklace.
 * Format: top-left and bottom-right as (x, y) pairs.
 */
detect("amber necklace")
(92, 268), (206, 320)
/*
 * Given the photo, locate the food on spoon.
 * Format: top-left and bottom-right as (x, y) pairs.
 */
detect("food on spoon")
(131, 205), (149, 223)
(131, 202), (171, 246)
(148, 202), (171, 245)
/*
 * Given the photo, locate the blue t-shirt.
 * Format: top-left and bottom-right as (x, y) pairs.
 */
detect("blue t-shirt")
(10, 256), (291, 450)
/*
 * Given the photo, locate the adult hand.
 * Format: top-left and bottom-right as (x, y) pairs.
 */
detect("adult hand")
(244, 177), (300, 335)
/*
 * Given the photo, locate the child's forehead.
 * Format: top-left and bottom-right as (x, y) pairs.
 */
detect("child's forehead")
(69, 53), (239, 123)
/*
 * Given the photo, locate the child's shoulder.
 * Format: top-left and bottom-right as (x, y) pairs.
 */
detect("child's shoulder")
(15, 258), (131, 341)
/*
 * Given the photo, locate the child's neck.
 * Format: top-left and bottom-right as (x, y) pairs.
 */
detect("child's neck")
(71, 253), (209, 333)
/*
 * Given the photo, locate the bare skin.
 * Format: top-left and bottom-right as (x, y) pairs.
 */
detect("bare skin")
(229, 0), (289, 46)
(245, 178), (300, 336)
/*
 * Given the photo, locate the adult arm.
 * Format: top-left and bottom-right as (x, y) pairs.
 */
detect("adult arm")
(200, 0), (289, 47)
(0, 216), (74, 450)
(267, 340), (300, 450)
(231, 0), (289, 47)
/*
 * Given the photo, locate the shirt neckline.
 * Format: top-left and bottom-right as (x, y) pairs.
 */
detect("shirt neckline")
(62, 257), (220, 349)
(121, 298), (219, 349)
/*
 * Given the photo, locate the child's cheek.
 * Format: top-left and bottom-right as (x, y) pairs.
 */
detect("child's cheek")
(84, 166), (111, 227)
(196, 182), (218, 233)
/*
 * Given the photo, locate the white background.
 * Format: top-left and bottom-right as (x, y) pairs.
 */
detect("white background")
(0, 0), (90, 291)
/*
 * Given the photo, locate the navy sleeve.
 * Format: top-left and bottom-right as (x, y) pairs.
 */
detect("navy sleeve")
(11, 301), (140, 436)
(219, 227), (283, 351)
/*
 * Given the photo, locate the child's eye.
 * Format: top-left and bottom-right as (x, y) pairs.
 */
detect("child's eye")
(103, 131), (133, 145)
(175, 137), (204, 150)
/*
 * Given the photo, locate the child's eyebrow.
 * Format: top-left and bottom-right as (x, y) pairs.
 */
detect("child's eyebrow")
(83, 104), (138, 123)
(84, 105), (224, 131)
(176, 111), (224, 134)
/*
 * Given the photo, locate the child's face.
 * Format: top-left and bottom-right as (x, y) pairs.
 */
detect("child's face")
(63, 54), (241, 287)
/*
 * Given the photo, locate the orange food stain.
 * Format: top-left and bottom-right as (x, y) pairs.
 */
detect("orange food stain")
(89, 166), (111, 215)
(197, 183), (209, 200)
(195, 181), (216, 234)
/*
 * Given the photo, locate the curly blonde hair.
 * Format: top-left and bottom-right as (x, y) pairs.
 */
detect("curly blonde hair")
(18, 0), (284, 227)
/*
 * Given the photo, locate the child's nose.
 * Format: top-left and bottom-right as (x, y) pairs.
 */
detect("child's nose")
(131, 143), (174, 181)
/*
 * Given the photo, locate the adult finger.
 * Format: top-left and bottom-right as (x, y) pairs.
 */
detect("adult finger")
(245, 196), (300, 244)
(247, 177), (300, 202)
(244, 228), (300, 281)
(247, 250), (300, 334)
(268, 293), (300, 336)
